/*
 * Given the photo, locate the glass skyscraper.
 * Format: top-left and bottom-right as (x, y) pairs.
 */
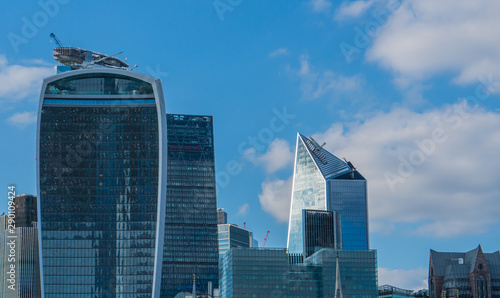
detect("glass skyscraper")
(161, 114), (218, 297)
(37, 69), (167, 297)
(287, 133), (369, 255)
(219, 247), (378, 297)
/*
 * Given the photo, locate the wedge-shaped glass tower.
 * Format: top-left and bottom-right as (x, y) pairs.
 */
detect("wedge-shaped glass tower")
(287, 133), (369, 255)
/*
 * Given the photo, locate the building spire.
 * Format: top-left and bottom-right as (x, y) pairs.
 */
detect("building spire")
(335, 251), (343, 298)
(192, 274), (196, 297)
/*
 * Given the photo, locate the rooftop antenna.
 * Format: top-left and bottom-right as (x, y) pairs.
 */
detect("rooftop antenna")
(343, 158), (356, 178)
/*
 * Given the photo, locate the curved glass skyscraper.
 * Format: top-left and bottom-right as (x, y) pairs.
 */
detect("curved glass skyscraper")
(287, 133), (369, 255)
(36, 69), (167, 297)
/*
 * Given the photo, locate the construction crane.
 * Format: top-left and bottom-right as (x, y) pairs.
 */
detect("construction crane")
(262, 230), (270, 248)
(49, 33), (63, 48)
(48, 32), (134, 70)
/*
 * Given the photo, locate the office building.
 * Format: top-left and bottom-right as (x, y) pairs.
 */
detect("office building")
(13, 194), (37, 228)
(1, 194), (41, 298)
(428, 245), (500, 298)
(219, 247), (378, 297)
(37, 68), (167, 297)
(218, 224), (254, 256)
(287, 133), (369, 255)
(303, 209), (341, 258)
(217, 208), (227, 224)
(161, 114), (218, 297)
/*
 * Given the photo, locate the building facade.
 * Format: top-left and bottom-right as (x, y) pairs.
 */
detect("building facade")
(287, 133), (369, 255)
(219, 247), (378, 297)
(218, 224), (253, 256)
(217, 209), (227, 225)
(161, 114), (218, 297)
(37, 69), (167, 297)
(429, 245), (500, 298)
(1, 195), (41, 298)
(302, 209), (341, 258)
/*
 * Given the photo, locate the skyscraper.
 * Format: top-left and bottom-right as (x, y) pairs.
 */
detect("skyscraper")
(1, 194), (41, 298)
(37, 69), (167, 297)
(161, 114), (218, 297)
(287, 133), (369, 255)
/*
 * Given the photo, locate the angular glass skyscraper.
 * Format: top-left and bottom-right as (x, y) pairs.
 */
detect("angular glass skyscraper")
(287, 133), (369, 254)
(37, 69), (167, 297)
(161, 114), (218, 297)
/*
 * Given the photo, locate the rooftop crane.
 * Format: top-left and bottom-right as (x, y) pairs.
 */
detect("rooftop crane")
(49, 33), (63, 48)
(262, 230), (270, 248)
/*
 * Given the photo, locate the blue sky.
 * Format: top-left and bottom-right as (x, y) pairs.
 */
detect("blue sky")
(1, 0), (500, 290)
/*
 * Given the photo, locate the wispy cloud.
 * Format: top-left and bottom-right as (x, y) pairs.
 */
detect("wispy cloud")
(367, 0), (500, 88)
(236, 203), (250, 216)
(268, 48), (289, 58)
(309, 0), (332, 13)
(334, 0), (376, 20)
(0, 55), (53, 103)
(292, 54), (364, 100)
(6, 111), (37, 128)
(258, 176), (293, 223)
(249, 138), (294, 173)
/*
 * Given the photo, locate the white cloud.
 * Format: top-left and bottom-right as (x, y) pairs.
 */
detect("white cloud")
(251, 138), (294, 173)
(312, 101), (500, 237)
(367, 0), (500, 87)
(258, 176), (293, 223)
(6, 111), (37, 128)
(236, 203), (249, 216)
(293, 54), (364, 100)
(0, 55), (53, 102)
(268, 48), (289, 58)
(334, 0), (376, 20)
(378, 267), (428, 291)
(309, 0), (332, 12)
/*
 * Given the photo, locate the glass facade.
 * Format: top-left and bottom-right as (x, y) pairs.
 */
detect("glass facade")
(303, 210), (341, 258)
(160, 114), (218, 297)
(219, 248), (289, 298)
(288, 139), (326, 255)
(328, 179), (369, 250)
(37, 70), (166, 297)
(288, 134), (369, 255)
(219, 248), (378, 298)
(218, 224), (251, 256)
(304, 249), (379, 297)
(45, 73), (154, 95)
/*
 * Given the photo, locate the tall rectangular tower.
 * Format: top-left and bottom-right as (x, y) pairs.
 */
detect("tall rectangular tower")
(161, 114), (218, 297)
(287, 133), (369, 255)
(37, 69), (167, 297)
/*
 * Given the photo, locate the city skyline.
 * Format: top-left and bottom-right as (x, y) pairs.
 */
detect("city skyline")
(2, 0), (500, 291)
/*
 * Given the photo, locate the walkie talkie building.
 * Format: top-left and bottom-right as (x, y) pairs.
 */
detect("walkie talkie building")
(36, 69), (167, 297)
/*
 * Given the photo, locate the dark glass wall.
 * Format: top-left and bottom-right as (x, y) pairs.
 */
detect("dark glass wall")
(161, 114), (218, 297)
(39, 103), (159, 297)
(303, 210), (341, 258)
(14, 194), (37, 228)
